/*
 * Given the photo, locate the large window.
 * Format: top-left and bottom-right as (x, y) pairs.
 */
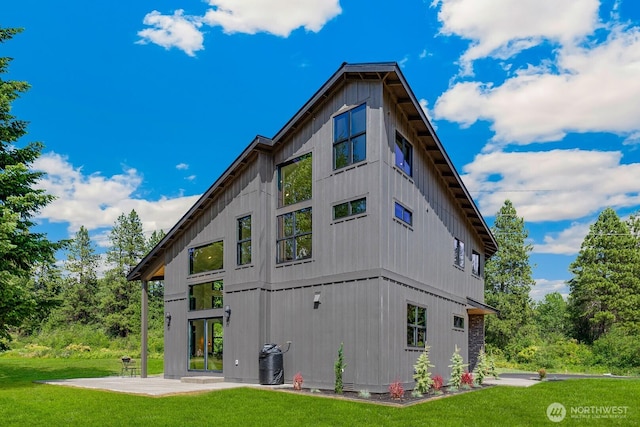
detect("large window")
(237, 215), (252, 265)
(333, 197), (367, 220)
(472, 251), (481, 276)
(277, 208), (312, 263)
(394, 202), (413, 226)
(278, 153), (312, 206)
(407, 303), (427, 348)
(189, 280), (224, 311)
(333, 104), (366, 169)
(395, 133), (413, 176)
(189, 318), (223, 371)
(454, 238), (465, 268)
(189, 241), (223, 274)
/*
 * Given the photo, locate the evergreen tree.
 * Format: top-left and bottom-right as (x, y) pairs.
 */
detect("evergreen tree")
(0, 27), (64, 346)
(568, 208), (640, 342)
(534, 292), (569, 339)
(60, 226), (100, 324)
(413, 343), (434, 394)
(484, 200), (536, 355)
(145, 229), (165, 301)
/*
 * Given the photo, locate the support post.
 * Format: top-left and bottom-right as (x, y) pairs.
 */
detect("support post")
(141, 280), (148, 378)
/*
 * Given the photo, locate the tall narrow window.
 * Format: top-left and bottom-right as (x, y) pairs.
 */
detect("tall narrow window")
(237, 215), (252, 265)
(333, 197), (367, 219)
(454, 238), (465, 268)
(472, 251), (481, 276)
(407, 304), (427, 348)
(395, 133), (413, 176)
(189, 241), (223, 274)
(278, 153), (312, 206)
(394, 202), (412, 226)
(333, 104), (366, 169)
(277, 208), (312, 263)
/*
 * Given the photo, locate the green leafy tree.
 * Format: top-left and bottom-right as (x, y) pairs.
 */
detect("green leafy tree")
(484, 200), (536, 356)
(60, 226), (100, 324)
(0, 27), (64, 346)
(20, 260), (64, 334)
(534, 292), (569, 339)
(100, 210), (146, 337)
(412, 343), (434, 394)
(145, 229), (165, 300)
(568, 208), (640, 343)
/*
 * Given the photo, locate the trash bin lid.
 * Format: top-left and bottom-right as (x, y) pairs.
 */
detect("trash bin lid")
(260, 343), (281, 354)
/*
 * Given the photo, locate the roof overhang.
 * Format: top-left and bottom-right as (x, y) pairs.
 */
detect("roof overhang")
(466, 297), (499, 315)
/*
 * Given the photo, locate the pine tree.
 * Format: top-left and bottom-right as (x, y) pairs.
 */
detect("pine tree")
(472, 348), (490, 385)
(334, 342), (345, 394)
(568, 208), (640, 342)
(413, 342), (435, 394)
(484, 200), (536, 356)
(448, 345), (468, 390)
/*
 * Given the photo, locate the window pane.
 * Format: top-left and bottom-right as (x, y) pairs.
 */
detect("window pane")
(407, 304), (416, 323)
(334, 141), (350, 169)
(395, 139), (405, 170)
(352, 134), (366, 163)
(350, 198), (366, 215)
(295, 208), (312, 233)
(209, 319), (224, 371)
(417, 307), (426, 326)
(278, 213), (294, 238)
(351, 104), (366, 135)
(334, 202), (349, 219)
(334, 111), (349, 142)
(189, 319), (205, 369)
(407, 326), (414, 346)
(395, 203), (404, 221)
(417, 328), (426, 348)
(278, 239), (294, 262)
(280, 154), (312, 206)
(403, 209), (412, 225)
(238, 241), (251, 265)
(190, 241), (224, 274)
(296, 234), (312, 259)
(238, 216), (251, 240)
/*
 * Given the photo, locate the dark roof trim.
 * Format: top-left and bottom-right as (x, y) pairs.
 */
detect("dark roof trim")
(466, 297), (499, 315)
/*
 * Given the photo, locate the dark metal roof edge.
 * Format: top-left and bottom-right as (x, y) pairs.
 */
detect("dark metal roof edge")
(466, 297), (500, 315)
(127, 134), (273, 281)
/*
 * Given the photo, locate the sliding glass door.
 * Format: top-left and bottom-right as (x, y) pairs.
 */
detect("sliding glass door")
(188, 317), (223, 371)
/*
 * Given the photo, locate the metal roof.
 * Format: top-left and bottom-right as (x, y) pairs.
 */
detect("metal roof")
(127, 62), (497, 282)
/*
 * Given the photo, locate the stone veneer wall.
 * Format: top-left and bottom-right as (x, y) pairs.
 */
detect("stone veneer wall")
(468, 314), (485, 370)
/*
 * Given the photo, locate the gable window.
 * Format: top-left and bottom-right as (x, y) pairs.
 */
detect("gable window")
(454, 238), (465, 268)
(395, 133), (413, 176)
(407, 303), (427, 348)
(472, 251), (481, 276)
(278, 153), (312, 206)
(277, 208), (312, 263)
(189, 241), (223, 274)
(394, 202), (412, 226)
(189, 280), (224, 311)
(333, 103), (366, 169)
(237, 215), (252, 265)
(333, 197), (367, 220)
(454, 315), (465, 330)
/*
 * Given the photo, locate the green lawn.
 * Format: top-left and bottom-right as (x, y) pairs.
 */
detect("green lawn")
(0, 358), (637, 426)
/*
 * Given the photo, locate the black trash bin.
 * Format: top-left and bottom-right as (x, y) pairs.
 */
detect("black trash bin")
(259, 343), (284, 385)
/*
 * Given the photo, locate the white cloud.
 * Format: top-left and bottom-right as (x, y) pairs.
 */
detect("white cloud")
(176, 163), (189, 170)
(203, 0), (342, 36)
(137, 10), (204, 56)
(531, 278), (569, 301)
(138, 1), (341, 55)
(534, 222), (591, 255)
(462, 149), (640, 222)
(34, 152), (200, 238)
(432, 0), (599, 74)
(419, 98), (437, 130)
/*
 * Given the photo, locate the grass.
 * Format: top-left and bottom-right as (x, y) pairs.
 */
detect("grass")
(0, 358), (638, 426)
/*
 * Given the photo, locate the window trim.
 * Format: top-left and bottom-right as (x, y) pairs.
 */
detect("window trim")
(454, 237), (465, 269)
(394, 201), (413, 226)
(453, 314), (465, 330)
(407, 303), (427, 348)
(333, 103), (366, 170)
(237, 215), (252, 266)
(395, 132), (413, 177)
(276, 207), (312, 264)
(333, 197), (367, 220)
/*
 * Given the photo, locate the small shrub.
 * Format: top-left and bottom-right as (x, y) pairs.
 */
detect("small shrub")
(473, 348), (490, 385)
(334, 342), (346, 394)
(293, 372), (304, 390)
(310, 388), (321, 393)
(538, 368), (547, 380)
(431, 375), (444, 391)
(388, 380), (404, 400)
(461, 371), (474, 387)
(413, 342), (435, 394)
(358, 390), (371, 399)
(411, 389), (423, 398)
(448, 345), (468, 390)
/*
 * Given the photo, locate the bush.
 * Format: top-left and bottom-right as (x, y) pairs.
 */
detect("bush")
(461, 371), (474, 388)
(388, 381), (404, 400)
(592, 328), (640, 374)
(412, 343), (434, 394)
(431, 375), (444, 392)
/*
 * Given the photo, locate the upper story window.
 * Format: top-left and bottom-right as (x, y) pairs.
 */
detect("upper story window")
(472, 250), (481, 276)
(453, 315), (465, 330)
(395, 133), (413, 176)
(407, 303), (427, 348)
(277, 208), (312, 263)
(394, 202), (412, 226)
(189, 241), (223, 274)
(237, 215), (252, 266)
(333, 103), (366, 170)
(454, 238), (465, 268)
(189, 280), (223, 311)
(333, 197), (367, 220)
(279, 153), (312, 207)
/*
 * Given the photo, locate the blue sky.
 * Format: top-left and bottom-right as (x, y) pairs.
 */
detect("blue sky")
(5, 0), (640, 300)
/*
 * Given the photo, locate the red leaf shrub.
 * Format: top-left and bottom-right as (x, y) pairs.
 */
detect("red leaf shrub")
(461, 371), (474, 386)
(388, 380), (404, 399)
(431, 375), (444, 391)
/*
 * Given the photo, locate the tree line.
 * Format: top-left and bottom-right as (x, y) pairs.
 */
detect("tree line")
(485, 200), (640, 373)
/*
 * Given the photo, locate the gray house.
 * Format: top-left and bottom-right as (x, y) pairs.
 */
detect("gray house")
(127, 62), (498, 392)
